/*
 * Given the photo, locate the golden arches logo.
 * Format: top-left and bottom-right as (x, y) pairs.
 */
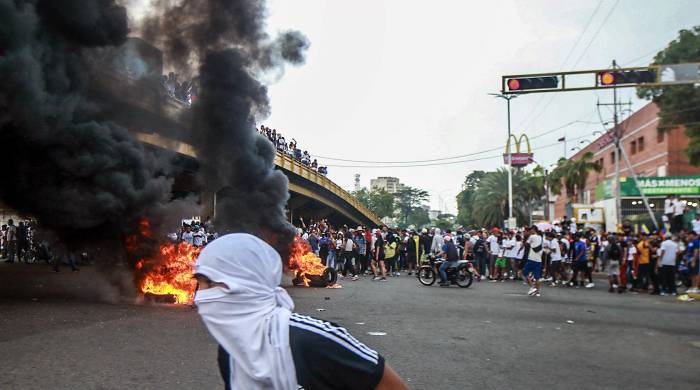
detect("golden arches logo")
(504, 133), (532, 154)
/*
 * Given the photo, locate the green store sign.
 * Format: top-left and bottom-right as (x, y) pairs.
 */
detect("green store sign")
(595, 176), (700, 199)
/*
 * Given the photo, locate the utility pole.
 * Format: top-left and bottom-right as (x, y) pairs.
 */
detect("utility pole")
(613, 60), (622, 230)
(597, 59), (657, 231)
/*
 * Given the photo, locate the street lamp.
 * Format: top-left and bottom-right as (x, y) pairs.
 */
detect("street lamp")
(489, 93), (517, 225)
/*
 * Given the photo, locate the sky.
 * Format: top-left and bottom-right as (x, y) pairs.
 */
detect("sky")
(259, 0), (700, 214)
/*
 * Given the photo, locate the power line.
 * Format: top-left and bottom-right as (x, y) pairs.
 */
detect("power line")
(570, 0), (620, 69)
(314, 112), (597, 164)
(620, 46), (664, 66)
(520, 0), (620, 132)
(517, 0), (604, 129)
(326, 131), (598, 168)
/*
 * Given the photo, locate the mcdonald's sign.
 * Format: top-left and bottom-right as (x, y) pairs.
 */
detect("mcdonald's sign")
(504, 134), (533, 167)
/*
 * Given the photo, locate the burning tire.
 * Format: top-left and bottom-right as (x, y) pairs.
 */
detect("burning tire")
(292, 267), (337, 287)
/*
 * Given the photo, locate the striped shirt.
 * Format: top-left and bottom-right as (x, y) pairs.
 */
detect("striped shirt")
(218, 313), (384, 390)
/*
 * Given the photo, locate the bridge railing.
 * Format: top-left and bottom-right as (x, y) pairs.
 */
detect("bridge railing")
(275, 152), (381, 226)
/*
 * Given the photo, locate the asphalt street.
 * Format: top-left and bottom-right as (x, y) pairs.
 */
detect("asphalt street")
(1, 265), (699, 390)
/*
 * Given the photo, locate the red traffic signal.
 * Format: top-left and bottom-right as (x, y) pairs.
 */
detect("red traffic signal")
(506, 76), (558, 91)
(599, 70), (656, 86)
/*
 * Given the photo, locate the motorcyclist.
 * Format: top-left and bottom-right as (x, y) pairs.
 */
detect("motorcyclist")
(437, 235), (459, 287)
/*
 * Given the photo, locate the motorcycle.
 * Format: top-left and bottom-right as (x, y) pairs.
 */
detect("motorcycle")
(417, 254), (475, 288)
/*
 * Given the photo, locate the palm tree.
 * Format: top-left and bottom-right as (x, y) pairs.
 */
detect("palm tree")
(472, 168), (528, 227)
(549, 152), (601, 203)
(521, 166), (547, 225)
(571, 152), (603, 201)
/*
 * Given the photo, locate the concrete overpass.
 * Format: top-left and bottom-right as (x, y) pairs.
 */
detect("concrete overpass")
(133, 132), (381, 227)
(89, 38), (380, 227)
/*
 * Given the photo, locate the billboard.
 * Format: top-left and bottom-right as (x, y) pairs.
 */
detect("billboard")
(595, 176), (700, 199)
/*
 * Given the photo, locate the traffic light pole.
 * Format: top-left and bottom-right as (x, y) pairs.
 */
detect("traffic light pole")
(491, 93), (517, 226)
(599, 60), (657, 231)
(613, 60), (622, 230)
(507, 96), (513, 223)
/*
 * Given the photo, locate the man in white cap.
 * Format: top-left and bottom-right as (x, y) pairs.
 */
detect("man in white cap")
(194, 233), (408, 389)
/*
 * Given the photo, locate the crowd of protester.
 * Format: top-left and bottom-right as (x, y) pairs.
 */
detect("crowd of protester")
(0, 219), (87, 272)
(172, 216), (218, 247)
(0, 219), (33, 264)
(258, 125), (328, 175)
(294, 213), (700, 298)
(161, 72), (197, 105)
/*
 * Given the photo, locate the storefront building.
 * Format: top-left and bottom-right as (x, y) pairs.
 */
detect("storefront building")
(554, 102), (700, 231)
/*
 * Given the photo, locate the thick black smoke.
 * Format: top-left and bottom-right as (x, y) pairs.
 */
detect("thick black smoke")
(0, 0), (174, 240)
(141, 0), (309, 257)
(0, 0), (309, 263)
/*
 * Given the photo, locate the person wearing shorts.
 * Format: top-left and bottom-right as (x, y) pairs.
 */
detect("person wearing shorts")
(492, 237), (508, 282)
(524, 226), (544, 297)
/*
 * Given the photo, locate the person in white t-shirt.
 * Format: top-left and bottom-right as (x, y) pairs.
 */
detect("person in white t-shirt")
(671, 196), (685, 234)
(181, 225), (194, 246)
(503, 231), (516, 280)
(512, 234), (525, 280)
(658, 235), (680, 295)
(192, 226), (206, 247)
(524, 226), (544, 296)
(486, 230), (500, 279)
(546, 232), (563, 286)
(692, 215), (700, 235)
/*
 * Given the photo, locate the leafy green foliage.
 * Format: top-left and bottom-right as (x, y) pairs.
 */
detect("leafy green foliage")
(455, 170), (486, 227)
(548, 152), (601, 203)
(637, 26), (700, 165)
(406, 207), (430, 228)
(351, 188), (395, 218)
(394, 186), (430, 226)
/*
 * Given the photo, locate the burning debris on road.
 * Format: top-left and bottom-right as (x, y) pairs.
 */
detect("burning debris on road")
(289, 237), (338, 288)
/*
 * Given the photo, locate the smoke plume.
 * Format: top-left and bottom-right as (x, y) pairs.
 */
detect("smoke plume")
(141, 0), (309, 257)
(0, 0), (174, 241)
(1, 0), (309, 263)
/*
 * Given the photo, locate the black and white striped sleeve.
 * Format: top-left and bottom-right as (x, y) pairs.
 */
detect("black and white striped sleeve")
(289, 313), (384, 390)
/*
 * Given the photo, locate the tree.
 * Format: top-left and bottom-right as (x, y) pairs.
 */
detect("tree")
(434, 217), (453, 232)
(406, 207), (430, 228)
(471, 168), (529, 227)
(352, 188), (395, 218)
(548, 152), (601, 203)
(522, 166), (547, 225)
(394, 186), (429, 226)
(456, 170), (486, 227)
(637, 26), (700, 165)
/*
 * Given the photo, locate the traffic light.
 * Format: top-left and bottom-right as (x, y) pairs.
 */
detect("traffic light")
(506, 76), (558, 91)
(598, 69), (657, 86)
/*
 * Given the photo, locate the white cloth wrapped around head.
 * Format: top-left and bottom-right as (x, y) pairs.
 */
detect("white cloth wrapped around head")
(194, 233), (297, 390)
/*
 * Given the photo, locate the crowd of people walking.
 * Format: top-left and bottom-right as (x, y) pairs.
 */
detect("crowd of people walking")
(294, 216), (700, 299)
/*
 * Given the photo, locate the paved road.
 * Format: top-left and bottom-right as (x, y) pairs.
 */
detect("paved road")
(0, 265), (699, 389)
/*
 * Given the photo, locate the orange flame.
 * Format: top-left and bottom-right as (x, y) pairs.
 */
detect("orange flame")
(136, 242), (201, 304)
(288, 237), (326, 286)
(129, 217), (201, 304)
